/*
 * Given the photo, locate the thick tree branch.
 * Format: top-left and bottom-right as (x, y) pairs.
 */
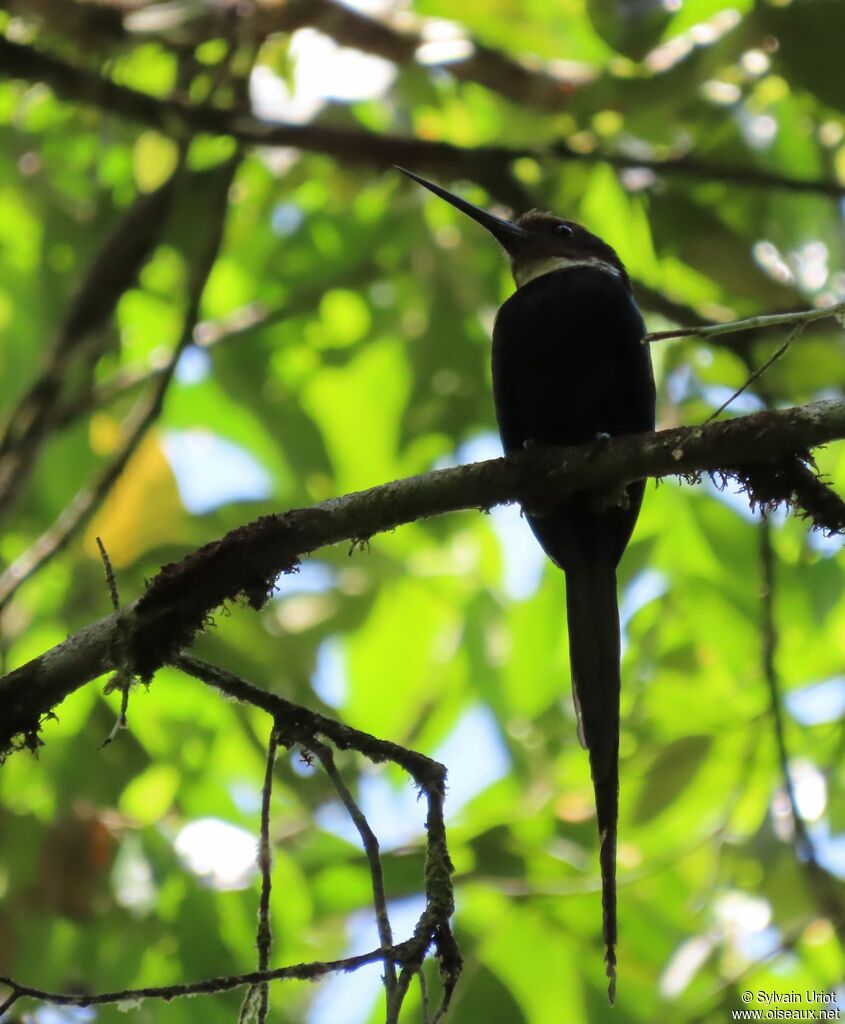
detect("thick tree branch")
(2, 36), (844, 199)
(2, 398), (845, 758)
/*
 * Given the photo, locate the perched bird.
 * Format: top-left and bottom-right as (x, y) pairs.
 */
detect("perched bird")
(398, 167), (656, 1002)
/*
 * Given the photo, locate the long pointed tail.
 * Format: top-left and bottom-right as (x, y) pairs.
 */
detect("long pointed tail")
(565, 557), (621, 1004)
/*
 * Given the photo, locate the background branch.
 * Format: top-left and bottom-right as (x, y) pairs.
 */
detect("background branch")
(0, 173), (180, 519)
(759, 519), (845, 940)
(0, 154), (239, 611)
(2, 37), (844, 200)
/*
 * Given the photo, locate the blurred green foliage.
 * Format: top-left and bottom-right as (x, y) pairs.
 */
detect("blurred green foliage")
(0, 1), (844, 1022)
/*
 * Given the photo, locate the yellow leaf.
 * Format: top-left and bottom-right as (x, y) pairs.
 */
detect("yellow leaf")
(85, 431), (185, 567)
(133, 131), (179, 193)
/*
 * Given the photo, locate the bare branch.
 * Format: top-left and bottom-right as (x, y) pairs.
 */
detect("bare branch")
(307, 739), (397, 999)
(2, 397), (845, 758)
(174, 654), (457, 1020)
(0, 944), (411, 1016)
(239, 724), (280, 1024)
(646, 300), (845, 343)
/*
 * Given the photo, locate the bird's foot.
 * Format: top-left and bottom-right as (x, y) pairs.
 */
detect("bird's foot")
(590, 432), (611, 458)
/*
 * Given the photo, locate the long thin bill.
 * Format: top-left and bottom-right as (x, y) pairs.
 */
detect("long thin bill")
(395, 166), (530, 249)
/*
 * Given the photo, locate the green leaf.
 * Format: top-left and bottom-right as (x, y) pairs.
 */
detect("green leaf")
(632, 735), (714, 823)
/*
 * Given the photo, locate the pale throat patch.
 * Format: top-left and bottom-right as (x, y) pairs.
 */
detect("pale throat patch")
(513, 255), (621, 288)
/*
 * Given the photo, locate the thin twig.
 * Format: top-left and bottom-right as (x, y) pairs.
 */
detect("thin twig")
(257, 728), (278, 993)
(173, 656), (446, 811)
(95, 536), (132, 748)
(419, 968), (431, 1024)
(669, 328), (800, 462)
(307, 738), (397, 998)
(0, 944), (411, 1015)
(240, 726), (280, 1024)
(759, 518), (809, 853)
(646, 300), (845, 343)
(173, 655), (457, 1020)
(702, 337), (793, 427)
(0, 155), (239, 611)
(95, 536), (120, 613)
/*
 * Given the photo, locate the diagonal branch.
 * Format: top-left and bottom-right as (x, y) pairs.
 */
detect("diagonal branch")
(2, 397), (845, 758)
(2, 37), (844, 199)
(0, 173), (181, 520)
(0, 156), (239, 612)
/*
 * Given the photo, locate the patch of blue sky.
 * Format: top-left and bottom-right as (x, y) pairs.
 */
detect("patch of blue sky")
(33, 1008), (97, 1023)
(162, 429), (273, 514)
(620, 569), (668, 630)
(785, 677), (845, 726)
(316, 702), (510, 850)
(807, 530), (845, 557)
(307, 895), (427, 1024)
(282, 560), (336, 596)
(619, 569), (668, 655)
(175, 345), (211, 384)
(311, 637), (347, 707)
(809, 820), (845, 878)
(439, 431), (545, 599)
(433, 702), (510, 812)
(271, 202), (304, 237)
(700, 384), (766, 415)
(735, 924), (782, 961)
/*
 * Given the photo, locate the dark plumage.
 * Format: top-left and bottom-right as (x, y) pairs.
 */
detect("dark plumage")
(494, 264), (655, 1001)
(397, 168), (656, 1001)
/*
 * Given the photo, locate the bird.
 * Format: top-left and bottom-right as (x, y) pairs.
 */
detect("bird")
(397, 166), (656, 1002)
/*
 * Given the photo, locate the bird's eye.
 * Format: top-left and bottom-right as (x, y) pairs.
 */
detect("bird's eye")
(553, 222), (574, 237)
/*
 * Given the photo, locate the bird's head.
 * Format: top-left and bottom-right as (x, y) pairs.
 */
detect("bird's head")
(396, 167), (628, 290)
